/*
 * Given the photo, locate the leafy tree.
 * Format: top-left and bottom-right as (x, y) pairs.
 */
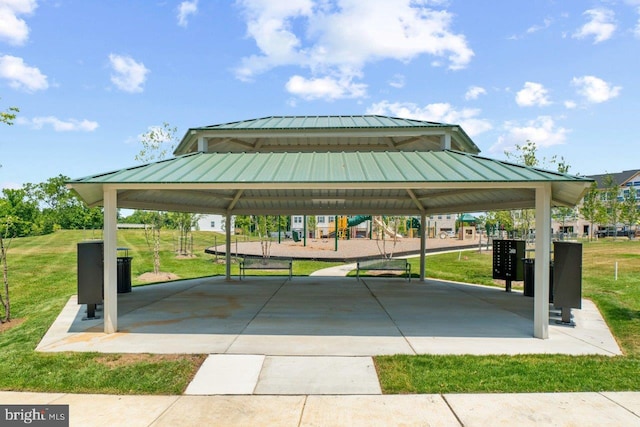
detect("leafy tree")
(167, 212), (201, 255)
(504, 140), (574, 238)
(0, 188), (42, 237)
(135, 122), (178, 163)
(0, 223), (11, 322)
(602, 174), (622, 240)
(621, 185), (639, 234)
(133, 122), (186, 271)
(234, 215), (252, 235)
(579, 181), (604, 240)
(0, 98), (18, 322)
(551, 159), (577, 239)
(0, 98), (18, 126)
(307, 215), (317, 238)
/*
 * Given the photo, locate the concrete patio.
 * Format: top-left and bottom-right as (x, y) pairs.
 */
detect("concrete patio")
(35, 276), (622, 396)
(38, 276), (620, 356)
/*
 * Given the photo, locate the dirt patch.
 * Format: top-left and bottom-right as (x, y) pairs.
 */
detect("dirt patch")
(138, 272), (180, 282)
(95, 353), (206, 368)
(175, 254), (197, 259)
(0, 318), (25, 333)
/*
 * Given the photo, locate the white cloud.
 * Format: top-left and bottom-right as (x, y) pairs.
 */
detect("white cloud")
(0, 0), (37, 46)
(177, 0), (198, 27)
(367, 100), (492, 137)
(17, 116), (99, 132)
(109, 54), (149, 93)
(515, 82), (551, 107)
(489, 116), (568, 154)
(465, 86), (486, 100)
(0, 54), (48, 92)
(564, 100), (577, 109)
(235, 0), (473, 99)
(285, 74), (366, 100)
(389, 74), (405, 89)
(573, 8), (616, 43)
(571, 75), (621, 103)
(526, 17), (552, 34)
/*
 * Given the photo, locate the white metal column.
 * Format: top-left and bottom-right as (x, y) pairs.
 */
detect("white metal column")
(534, 183), (552, 339)
(225, 213), (231, 280)
(420, 213), (427, 281)
(103, 187), (118, 334)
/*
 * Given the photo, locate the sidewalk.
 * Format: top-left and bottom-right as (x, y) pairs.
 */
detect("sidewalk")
(1, 391), (638, 426)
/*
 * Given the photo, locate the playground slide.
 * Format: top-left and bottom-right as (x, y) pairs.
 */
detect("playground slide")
(347, 215), (371, 227)
(373, 216), (403, 238)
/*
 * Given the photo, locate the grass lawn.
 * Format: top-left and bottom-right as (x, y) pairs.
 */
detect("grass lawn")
(0, 231), (638, 394)
(376, 239), (640, 393)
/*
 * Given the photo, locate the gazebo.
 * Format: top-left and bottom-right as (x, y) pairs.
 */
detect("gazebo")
(69, 115), (593, 338)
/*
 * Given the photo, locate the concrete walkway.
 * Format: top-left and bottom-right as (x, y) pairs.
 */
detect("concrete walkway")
(2, 391), (638, 426)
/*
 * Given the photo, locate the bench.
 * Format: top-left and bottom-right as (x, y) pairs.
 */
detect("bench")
(356, 258), (411, 281)
(239, 257), (293, 280)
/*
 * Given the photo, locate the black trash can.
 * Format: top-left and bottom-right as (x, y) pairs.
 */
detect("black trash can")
(521, 258), (553, 302)
(292, 230), (300, 242)
(117, 256), (132, 293)
(523, 258), (535, 297)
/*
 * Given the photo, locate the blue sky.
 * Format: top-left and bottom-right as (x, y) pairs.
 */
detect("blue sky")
(1, 0), (639, 189)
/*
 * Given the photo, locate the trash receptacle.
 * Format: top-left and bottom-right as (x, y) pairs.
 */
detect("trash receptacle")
(523, 258), (535, 297)
(292, 230), (300, 242)
(521, 258), (553, 302)
(116, 247), (132, 293)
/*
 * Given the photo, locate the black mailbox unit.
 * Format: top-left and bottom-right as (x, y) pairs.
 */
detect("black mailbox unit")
(77, 240), (103, 319)
(493, 239), (525, 292)
(553, 241), (582, 324)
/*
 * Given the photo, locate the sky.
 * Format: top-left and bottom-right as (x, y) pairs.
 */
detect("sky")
(1, 0), (639, 190)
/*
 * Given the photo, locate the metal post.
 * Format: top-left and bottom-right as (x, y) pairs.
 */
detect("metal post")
(335, 215), (338, 251)
(420, 213), (426, 282)
(278, 215), (281, 244)
(225, 213), (231, 280)
(303, 215), (307, 247)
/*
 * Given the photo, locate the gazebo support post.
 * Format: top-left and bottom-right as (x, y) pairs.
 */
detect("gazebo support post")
(420, 213), (426, 282)
(103, 187), (118, 334)
(225, 213), (231, 280)
(534, 183), (551, 339)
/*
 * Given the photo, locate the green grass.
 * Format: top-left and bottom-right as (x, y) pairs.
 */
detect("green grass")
(0, 229), (338, 394)
(1, 231), (639, 394)
(374, 239), (640, 393)
(375, 354), (640, 393)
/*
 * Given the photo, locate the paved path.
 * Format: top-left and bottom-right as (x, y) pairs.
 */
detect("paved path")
(2, 391), (638, 426)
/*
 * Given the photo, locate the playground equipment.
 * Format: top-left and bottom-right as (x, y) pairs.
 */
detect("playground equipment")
(372, 216), (403, 239)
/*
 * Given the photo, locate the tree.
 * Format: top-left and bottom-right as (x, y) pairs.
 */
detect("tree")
(167, 212), (201, 255)
(0, 98), (18, 322)
(621, 185), (639, 235)
(0, 218), (12, 322)
(504, 140), (573, 238)
(551, 159), (577, 239)
(30, 175), (103, 230)
(602, 174), (622, 240)
(579, 181), (604, 240)
(135, 122), (178, 163)
(0, 98), (18, 126)
(134, 122), (190, 272)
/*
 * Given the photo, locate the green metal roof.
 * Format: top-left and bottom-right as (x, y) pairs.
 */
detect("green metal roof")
(173, 115), (480, 155)
(69, 150), (593, 216)
(195, 115), (454, 130)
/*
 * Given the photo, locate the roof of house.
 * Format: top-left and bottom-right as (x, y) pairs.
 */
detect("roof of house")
(587, 169), (640, 188)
